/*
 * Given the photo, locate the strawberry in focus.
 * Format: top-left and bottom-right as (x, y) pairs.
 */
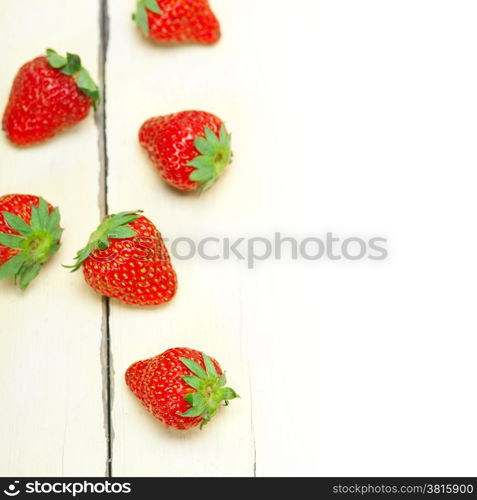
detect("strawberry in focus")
(67, 211), (177, 306)
(3, 49), (99, 146)
(0, 195), (63, 289)
(126, 347), (238, 430)
(134, 0), (221, 45)
(139, 110), (232, 192)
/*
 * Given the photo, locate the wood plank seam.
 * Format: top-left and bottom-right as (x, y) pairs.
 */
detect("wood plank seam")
(97, 0), (113, 478)
(104, 0), (257, 476)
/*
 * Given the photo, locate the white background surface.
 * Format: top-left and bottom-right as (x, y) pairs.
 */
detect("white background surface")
(1, 0), (477, 477)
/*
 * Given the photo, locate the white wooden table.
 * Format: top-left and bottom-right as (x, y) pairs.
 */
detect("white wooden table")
(1, 0), (477, 477)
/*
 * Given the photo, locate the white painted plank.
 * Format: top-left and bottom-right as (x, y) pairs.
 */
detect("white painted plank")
(238, 0), (477, 476)
(106, 0), (254, 477)
(109, 0), (477, 477)
(0, 0), (106, 476)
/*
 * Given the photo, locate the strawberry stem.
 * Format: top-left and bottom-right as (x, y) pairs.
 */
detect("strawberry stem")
(46, 49), (100, 110)
(134, 0), (163, 36)
(189, 123), (233, 193)
(180, 353), (239, 429)
(0, 198), (63, 290)
(65, 211), (143, 272)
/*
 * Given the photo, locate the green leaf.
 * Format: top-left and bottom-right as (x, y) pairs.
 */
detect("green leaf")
(98, 236), (110, 249)
(202, 353), (218, 378)
(76, 68), (100, 110)
(46, 48), (67, 69)
(144, 0), (162, 14)
(180, 356), (239, 427)
(61, 52), (82, 75)
(219, 124), (229, 145)
(76, 68), (96, 92)
(182, 376), (204, 391)
(135, 3), (149, 36)
(199, 418), (211, 429)
(190, 166), (214, 182)
(182, 403), (207, 418)
(114, 210), (142, 218)
(51, 228), (63, 243)
(218, 387), (239, 401)
(50, 243), (61, 257)
(107, 226), (136, 239)
(0, 199), (62, 289)
(109, 214), (140, 228)
(184, 392), (205, 407)
(111, 210), (142, 220)
(0, 253), (26, 280)
(218, 123), (232, 149)
(197, 179), (217, 194)
(29, 205), (41, 232)
(65, 243), (95, 271)
(2, 212), (32, 237)
(66, 211), (141, 271)
(19, 263), (41, 290)
(29, 197), (52, 231)
(188, 155), (214, 170)
(0, 233), (24, 249)
(38, 198), (49, 229)
(194, 137), (216, 156)
(46, 49), (99, 109)
(46, 207), (61, 233)
(180, 357), (207, 379)
(188, 123), (232, 190)
(204, 126), (220, 147)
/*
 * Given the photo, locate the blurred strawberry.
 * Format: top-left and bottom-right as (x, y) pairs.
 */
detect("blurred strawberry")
(134, 0), (221, 45)
(3, 49), (99, 146)
(0, 195), (62, 289)
(67, 211), (177, 306)
(139, 110), (232, 192)
(126, 347), (238, 430)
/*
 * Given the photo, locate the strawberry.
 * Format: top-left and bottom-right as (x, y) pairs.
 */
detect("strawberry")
(139, 110), (232, 192)
(126, 347), (238, 430)
(67, 211), (177, 306)
(134, 0), (221, 45)
(0, 195), (63, 289)
(3, 49), (99, 146)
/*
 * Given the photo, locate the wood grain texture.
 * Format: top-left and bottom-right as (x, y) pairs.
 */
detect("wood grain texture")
(105, 0), (477, 477)
(1, 0), (477, 478)
(0, 0), (106, 477)
(105, 0), (255, 477)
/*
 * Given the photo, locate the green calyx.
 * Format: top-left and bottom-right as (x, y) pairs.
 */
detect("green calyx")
(66, 211), (142, 272)
(134, 0), (162, 36)
(180, 353), (239, 429)
(189, 124), (233, 193)
(0, 198), (63, 290)
(46, 49), (100, 110)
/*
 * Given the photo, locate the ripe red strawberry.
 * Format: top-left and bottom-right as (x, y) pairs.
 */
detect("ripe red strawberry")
(139, 110), (232, 192)
(134, 0), (221, 45)
(3, 49), (99, 146)
(67, 211), (177, 306)
(0, 195), (63, 289)
(126, 347), (238, 430)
